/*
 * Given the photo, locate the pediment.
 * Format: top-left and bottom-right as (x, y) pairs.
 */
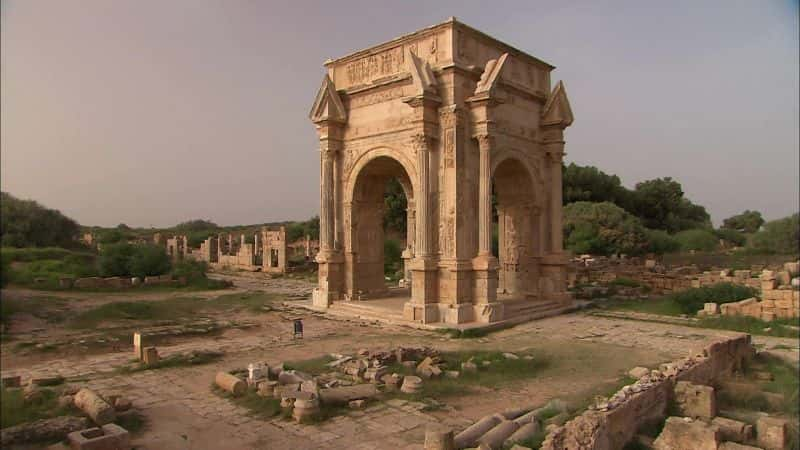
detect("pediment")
(407, 48), (438, 96)
(541, 80), (573, 128)
(309, 75), (347, 124)
(474, 53), (509, 96)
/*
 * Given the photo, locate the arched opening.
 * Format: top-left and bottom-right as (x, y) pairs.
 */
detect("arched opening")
(492, 158), (540, 299)
(347, 156), (414, 300)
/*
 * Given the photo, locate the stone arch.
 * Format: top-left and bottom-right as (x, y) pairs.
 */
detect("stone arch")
(490, 149), (545, 209)
(343, 149), (416, 299)
(491, 154), (543, 299)
(344, 146), (418, 206)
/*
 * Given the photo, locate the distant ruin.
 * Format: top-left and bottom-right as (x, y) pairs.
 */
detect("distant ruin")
(166, 227), (289, 273)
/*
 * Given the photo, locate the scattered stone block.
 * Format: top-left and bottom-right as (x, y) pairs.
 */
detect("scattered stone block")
(653, 417), (720, 450)
(445, 370), (460, 379)
(132, 332), (143, 360)
(0, 416), (89, 447)
(142, 347), (159, 365)
(506, 421), (540, 445)
(247, 363), (268, 385)
(257, 380), (278, 398)
(348, 399), (366, 409)
(2, 376), (21, 388)
(478, 419), (519, 449)
(113, 397), (132, 412)
(67, 424), (130, 450)
(424, 426), (454, 450)
(278, 370), (312, 385)
(712, 417), (752, 443)
(58, 395), (74, 409)
(400, 375), (422, 394)
(628, 367), (650, 379)
(215, 372), (246, 397)
(461, 361), (478, 372)
(73, 389), (116, 425)
(454, 414), (504, 449)
(503, 353), (519, 360)
(756, 416), (787, 450)
(704, 303), (720, 314)
(674, 381), (717, 419)
(292, 392), (320, 422)
(318, 384), (378, 406)
(719, 442), (764, 450)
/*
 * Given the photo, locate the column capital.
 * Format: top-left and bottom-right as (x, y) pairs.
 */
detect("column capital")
(475, 133), (495, 151)
(411, 133), (435, 153)
(545, 149), (564, 164)
(320, 140), (343, 158)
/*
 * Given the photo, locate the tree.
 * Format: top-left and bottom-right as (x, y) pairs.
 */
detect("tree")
(562, 163), (629, 207)
(174, 219), (219, 232)
(563, 202), (649, 255)
(674, 229), (719, 252)
(383, 178), (407, 234)
(748, 214), (799, 254)
(128, 244), (171, 278)
(628, 178), (710, 232)
(97, 243), (136, 277)
(722, 210), (764, 234)
(0, 192), (81, 248)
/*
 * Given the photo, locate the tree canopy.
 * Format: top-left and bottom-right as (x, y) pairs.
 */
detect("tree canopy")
(563, 201), (649, 256)
(722, 210), (764, 234)
(0, 192), (81, 248)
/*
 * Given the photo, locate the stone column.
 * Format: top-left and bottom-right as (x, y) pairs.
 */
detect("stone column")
(548, 150), (564, 254)
(401, 204), (416, 287)
(404, 133), (439, 323)
(477, 134), (493, 256)
(320, 144), (335, 252)
(413, 134), (431, 258)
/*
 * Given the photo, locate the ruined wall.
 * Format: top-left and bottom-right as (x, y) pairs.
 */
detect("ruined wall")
(541, 335), (755, 450)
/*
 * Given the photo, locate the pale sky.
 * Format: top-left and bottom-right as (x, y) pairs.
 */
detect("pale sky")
(2, 0), (798, 227)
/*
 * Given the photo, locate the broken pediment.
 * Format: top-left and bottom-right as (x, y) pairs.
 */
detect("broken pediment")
(407, 48), (438, 97)
(474, 53), (509, 96)
(541, 80), (573, 128)
(309, 75), (347, 124)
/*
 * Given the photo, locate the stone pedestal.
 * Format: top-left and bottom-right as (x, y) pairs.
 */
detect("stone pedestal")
(404, 257), (439, 323)
(313, 251), (343, 308)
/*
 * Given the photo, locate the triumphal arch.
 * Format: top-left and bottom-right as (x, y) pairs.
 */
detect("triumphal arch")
(310, 18), (574, 325)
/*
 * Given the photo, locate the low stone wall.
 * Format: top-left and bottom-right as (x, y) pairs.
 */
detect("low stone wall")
(541, 335), (755, 450)
(63, 275), (183, 290)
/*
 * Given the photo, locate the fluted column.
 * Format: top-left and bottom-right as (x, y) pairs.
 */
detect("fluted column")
(477, 134), (493, 256)
(548, 150), (564, 253)
(412, 134), (431, 258)
(319, 143), (336, 252)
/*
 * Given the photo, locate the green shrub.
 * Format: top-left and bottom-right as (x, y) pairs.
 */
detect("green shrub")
(128, 244), (171, 278)
(1, 192), (81, 248)
(98, 243), (170, 278)
(171, 259), (209, 281)
(563, 202), (649, 255)
(713, 228), (746, 247)
(384, 239), (402, 277)
(748, 214), (799, 255)
(667, 282), (757, 314)
(644, 228), (680, 254)
(674, 229), (719, 252)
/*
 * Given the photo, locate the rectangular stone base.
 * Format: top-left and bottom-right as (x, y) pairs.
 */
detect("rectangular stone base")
(403, 302), (439, 323)
(473, 302), (505, 323)
(312, 289), (333, 308)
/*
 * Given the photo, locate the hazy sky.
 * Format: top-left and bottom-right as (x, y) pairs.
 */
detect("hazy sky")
(2, 1), (798, 228)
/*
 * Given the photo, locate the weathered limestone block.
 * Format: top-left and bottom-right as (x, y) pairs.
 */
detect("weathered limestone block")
(2, 375), (21, 388)
(67, 424), (130, 450)
(257, 380), (279, 398)
(400, 375), (422, 394)
(73, 389), (116, 425)
(756, 416), (787, 450)
(0, 416), (89, 447)
(278, 370), (312, 385)
(477, 420), (519, 449)
(704, 303), (720, 315)
(719, 442), (764, 450)
(785, 261), (799, 276)
(143, 347), (159, 365)
(292, 392), (320, 422)
(712, 417), (752, 443)
(424, 426), (455, 450)
(215, 372), (246, 397)
(674, 381), (717, 419)
(507, 422), (541, 445)
(776, 271), (791, 286)
(318, 384), (378, 406)
(454, 414), (504, 449)
(653, 417), (720, 450)
(629, 366), (650, 378)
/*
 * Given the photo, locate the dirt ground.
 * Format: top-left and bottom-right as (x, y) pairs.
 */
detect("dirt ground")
(1, 273), (798, 450)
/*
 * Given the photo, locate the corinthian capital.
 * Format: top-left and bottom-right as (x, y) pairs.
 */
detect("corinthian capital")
(411, 133), (430, 153)
(476, 134), (495, 151)
(546, 150), (564, 164)
(320, 140), (342, 159)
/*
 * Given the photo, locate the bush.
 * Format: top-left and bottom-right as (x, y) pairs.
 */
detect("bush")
(98, 243), (170, 278)
(667, 282), (757, 314)
(563, 202), (649, 255)
(384, 239), (402, 277)
(644, 229), (680, 254)
(171, 259), (209, 281)
(128, 244), (171, 278)
(748, 214), (799, 255)
(0, 192), (81, 248)
(714, 228), (746, 247)
(674, 229), (719, 252)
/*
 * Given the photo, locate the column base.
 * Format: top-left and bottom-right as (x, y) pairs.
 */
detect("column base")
(403, 302), (439, 323)
(473, 302), (505, 323)
(440, 303), (474, 324)
(472, 254), (499, 304)
(411, 257), (438, 303)
(312, 288), (333, 308)
(315, 250), (344, 307)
